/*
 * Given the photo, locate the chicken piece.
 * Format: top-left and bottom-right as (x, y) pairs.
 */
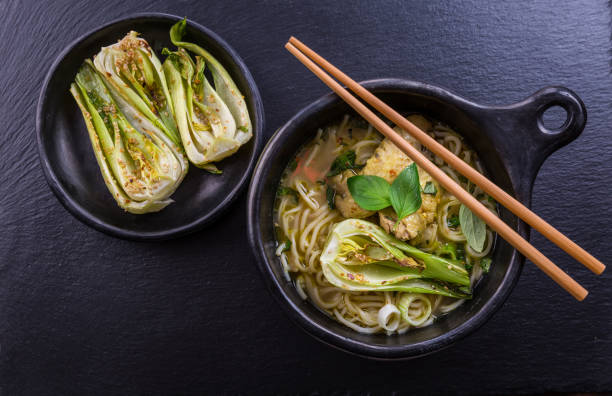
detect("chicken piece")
(378, 176), (439, 241)
(360, 122), (439, 241)
(328, 170), (374, 219)
(405, 114), (432, 134)
(361, 126), (423, 182)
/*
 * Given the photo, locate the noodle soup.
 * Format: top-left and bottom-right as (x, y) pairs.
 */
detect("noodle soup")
(274, 114), (497, 334)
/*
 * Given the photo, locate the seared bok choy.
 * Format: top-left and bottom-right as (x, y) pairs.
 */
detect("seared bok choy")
(320, 219), (472, 298)
(164, 19), (252, 171)
(93, 31), (181, 147)
(70, 60), (188, 214)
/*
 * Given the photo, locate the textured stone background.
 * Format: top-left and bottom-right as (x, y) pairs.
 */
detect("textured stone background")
(1, 0), (611, 394)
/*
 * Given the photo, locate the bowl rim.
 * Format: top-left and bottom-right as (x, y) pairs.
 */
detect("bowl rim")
(247, 78), (526, 359)
(36, 12), (264, 241)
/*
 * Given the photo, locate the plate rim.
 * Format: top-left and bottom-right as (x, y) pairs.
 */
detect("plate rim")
(36, 12), (264, 241)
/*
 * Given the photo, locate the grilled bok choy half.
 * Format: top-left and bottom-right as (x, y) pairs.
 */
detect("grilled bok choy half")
(320, 219), (472, 298)
(93, 31), (181, 147)
(163, 19), (252, 172)
(70, 60), (188, 214)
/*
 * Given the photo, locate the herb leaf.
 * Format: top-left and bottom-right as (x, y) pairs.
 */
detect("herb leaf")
(389, 163), (422, 221)
(277, 186), (298, 202)
(327, 150), (363, 177)
(447, 215), (460, 228)
(326, 186), (336, 209)
(480, 257), (491, 273)
(347, 175), (391, 210)
(423, 181), (437, 195)
(288, 158), (298, 171)
(459, 204), (487, 252)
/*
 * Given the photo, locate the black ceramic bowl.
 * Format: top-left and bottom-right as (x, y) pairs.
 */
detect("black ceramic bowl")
(37, 13), (264, 241)
(247, 79), (586, 359)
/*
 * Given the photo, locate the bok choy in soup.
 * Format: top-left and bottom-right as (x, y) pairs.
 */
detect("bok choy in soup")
(274, 115), (497, 334)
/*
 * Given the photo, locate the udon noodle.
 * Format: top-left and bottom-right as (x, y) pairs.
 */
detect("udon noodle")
(274, 115), (496, 334)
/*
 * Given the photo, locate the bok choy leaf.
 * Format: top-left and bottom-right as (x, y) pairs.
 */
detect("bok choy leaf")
(319, 219), (471, 298)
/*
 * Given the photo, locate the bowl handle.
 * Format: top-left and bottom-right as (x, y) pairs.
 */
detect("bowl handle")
(477, 86), (586, 200)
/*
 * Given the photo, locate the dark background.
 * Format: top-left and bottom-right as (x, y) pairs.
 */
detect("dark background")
(1, 0), (611, 394)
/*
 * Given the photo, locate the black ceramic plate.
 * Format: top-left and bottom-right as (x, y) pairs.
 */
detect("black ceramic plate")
(37, 13), (264, 241)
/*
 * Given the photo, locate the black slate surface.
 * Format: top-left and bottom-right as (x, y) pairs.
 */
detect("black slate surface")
(1, 0), (611, 394)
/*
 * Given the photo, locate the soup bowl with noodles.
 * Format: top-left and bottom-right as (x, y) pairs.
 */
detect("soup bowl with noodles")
(247, 79), (586, 359)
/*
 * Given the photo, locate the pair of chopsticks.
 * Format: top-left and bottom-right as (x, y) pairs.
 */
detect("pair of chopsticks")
(285, 37), (605, 301)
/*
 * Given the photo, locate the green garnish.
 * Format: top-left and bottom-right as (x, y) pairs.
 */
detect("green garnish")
(389, 164), (422, 221)
(480, 257), (492, 273)
(277, 186), (298, 202)
(326, 186), (336, 209)
(459, 204), (487, 252)
(347, 163), (422, 222)
(423, 181), (437, 195)
(447, 215), (460, 228)
(346, 175), (391, 211)
(327, 150), (363, 177)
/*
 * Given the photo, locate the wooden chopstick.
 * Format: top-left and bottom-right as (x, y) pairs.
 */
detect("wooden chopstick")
(285, 41), (589, 301)
(288, 37), (606, 278)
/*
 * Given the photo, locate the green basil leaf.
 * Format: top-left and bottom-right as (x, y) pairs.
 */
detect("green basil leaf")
(326, 186), (336, 209)
(423, 181), (437, 195)
(288, 158), (297, 171)
(389, 163), (422, 220)
(281, 240), (291, 252)
(459, 204), (486, 252)
(347, 175), (391, 210)
(277, 186), (298, 203)
(447, 215), (460, 228)
(480, 257), (492, 273)
(327, 150), (363, 177)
